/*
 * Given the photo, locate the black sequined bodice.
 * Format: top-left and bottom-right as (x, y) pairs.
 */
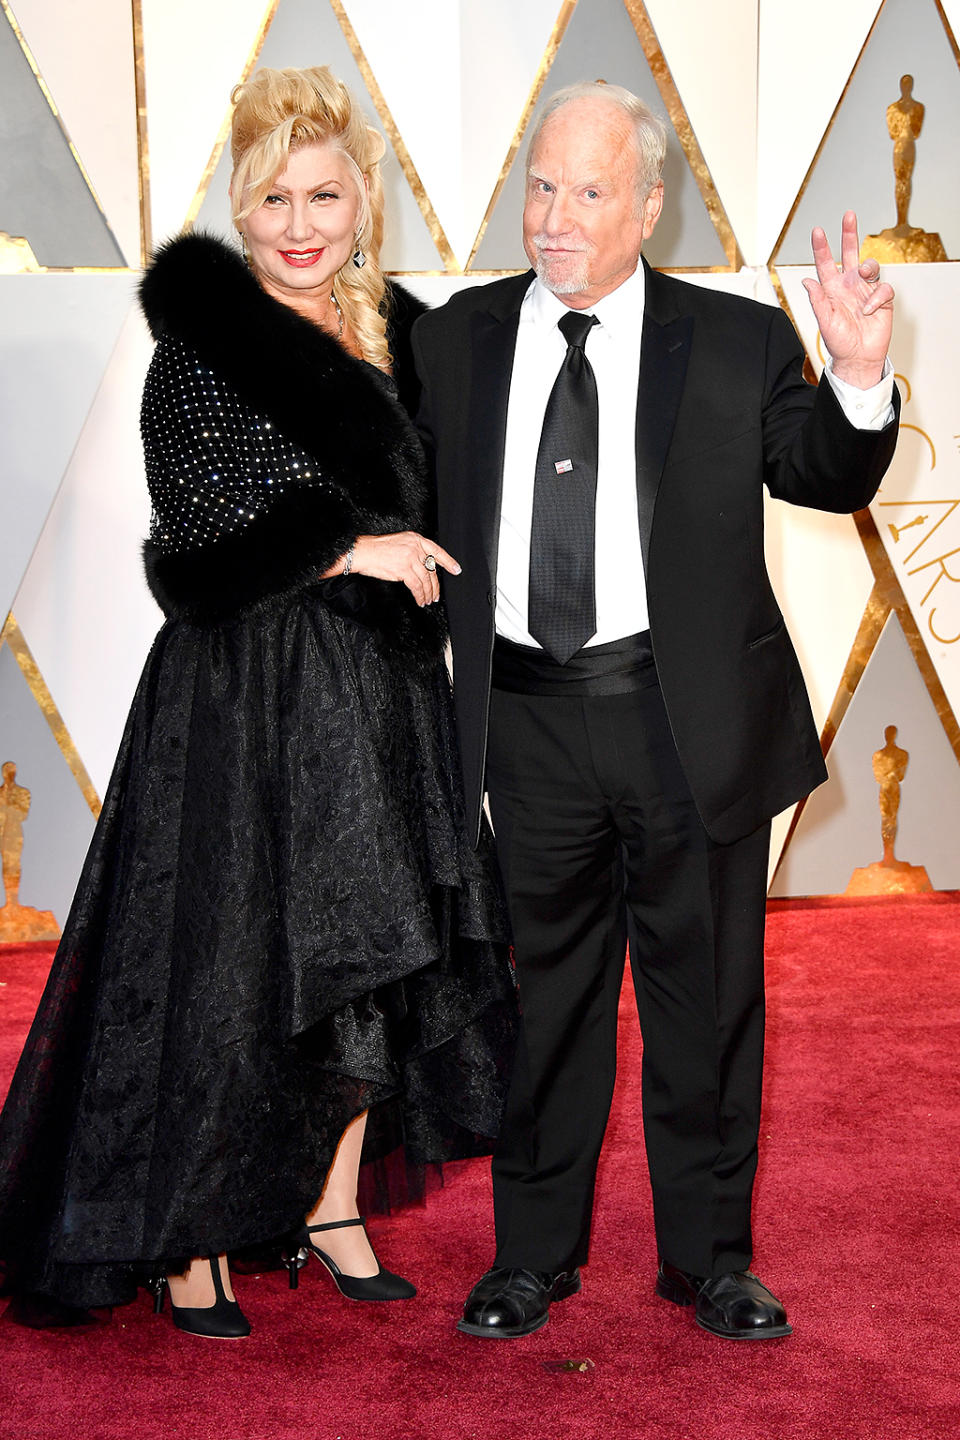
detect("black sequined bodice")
(142, 335), (324, 554)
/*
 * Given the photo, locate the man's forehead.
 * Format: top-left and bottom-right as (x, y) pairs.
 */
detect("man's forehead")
(526, 146), (635, 187)
(529, 102), (638, 178)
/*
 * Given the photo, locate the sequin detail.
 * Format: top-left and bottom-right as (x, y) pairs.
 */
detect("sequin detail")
(142, 336), (324, 554)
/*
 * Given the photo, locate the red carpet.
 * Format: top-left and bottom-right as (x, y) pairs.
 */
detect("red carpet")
(1, 897), (958, 1440)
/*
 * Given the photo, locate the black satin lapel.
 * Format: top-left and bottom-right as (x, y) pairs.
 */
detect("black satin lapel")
(635, 312), (693, 576)
(467, 306), (521, 579)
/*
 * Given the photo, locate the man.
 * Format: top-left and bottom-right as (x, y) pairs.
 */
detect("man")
(412, 82), (897, 1341)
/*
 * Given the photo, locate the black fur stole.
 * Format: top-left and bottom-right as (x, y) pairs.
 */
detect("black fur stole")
(139, 233), (445, 669)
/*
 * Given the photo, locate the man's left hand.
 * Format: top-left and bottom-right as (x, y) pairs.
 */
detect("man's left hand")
(802, 211), (894, 390)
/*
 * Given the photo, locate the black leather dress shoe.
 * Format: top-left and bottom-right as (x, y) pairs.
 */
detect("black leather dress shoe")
(656, 1260), (792, 1340)
(457, 1266), (581, 1338)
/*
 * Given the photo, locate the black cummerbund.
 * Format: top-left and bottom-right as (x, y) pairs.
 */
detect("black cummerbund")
(492, 631), (656, 697)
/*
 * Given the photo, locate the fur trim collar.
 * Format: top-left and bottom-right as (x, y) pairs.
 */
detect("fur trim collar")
(139, 231), (426, 474)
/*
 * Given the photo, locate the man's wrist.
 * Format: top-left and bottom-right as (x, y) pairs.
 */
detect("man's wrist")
(829, 359), (885, 390)
(823, 356), (894, 430)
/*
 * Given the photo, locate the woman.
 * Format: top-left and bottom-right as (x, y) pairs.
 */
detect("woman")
(0, 66), (515, 1339)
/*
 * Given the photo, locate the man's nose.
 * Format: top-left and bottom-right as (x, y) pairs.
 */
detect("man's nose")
(541, 193), (571, 235)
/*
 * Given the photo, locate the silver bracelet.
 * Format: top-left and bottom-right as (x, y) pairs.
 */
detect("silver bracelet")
(342, 545), (355, 576)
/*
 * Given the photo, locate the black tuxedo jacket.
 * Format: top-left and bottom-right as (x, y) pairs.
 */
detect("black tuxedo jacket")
(411, 260), (899, 846)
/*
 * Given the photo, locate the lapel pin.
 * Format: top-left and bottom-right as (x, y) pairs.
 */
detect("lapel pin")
(554, 459), (574, 474)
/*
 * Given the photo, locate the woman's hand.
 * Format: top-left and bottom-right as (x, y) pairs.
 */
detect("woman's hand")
(325, 532), (461, 606)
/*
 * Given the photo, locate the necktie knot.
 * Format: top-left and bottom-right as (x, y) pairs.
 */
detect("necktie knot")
(557, 311), (598, 351)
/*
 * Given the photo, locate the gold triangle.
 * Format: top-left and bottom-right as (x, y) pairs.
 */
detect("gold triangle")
(0, 613), (101, 818)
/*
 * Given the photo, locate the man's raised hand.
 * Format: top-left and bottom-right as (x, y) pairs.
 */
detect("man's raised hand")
(802, 211), (894, 390)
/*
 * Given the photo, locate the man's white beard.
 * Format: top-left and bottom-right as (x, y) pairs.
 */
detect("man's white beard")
(532, 243), (589, 295)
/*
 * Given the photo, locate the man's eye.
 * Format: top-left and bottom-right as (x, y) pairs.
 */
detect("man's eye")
(584, 190), (599, 200)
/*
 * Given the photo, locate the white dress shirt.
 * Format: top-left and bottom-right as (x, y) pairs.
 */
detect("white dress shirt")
(495, 265), (895, 649)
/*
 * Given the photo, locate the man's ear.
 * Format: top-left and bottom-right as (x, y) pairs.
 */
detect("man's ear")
(641, 182), (664, 240)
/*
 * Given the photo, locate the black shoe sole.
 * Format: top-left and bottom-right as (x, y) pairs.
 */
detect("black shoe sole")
(456, 1310), (551, 1339)
(695, 1316), (793, 1340)
(656, 1273), (792, 1340)
(456, 1272), (582, 1340)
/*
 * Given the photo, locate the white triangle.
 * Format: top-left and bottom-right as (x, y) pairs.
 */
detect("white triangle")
(0, 276), (133, 622)
(344, 0), (563, 267)
(758, 0), (882, 262)
(13, 0), (141, 265)
(645, 0), (759, 261)
(941, 0), (960, 37)
(140, 0), (271, 246)
(13, 308), (160, 798)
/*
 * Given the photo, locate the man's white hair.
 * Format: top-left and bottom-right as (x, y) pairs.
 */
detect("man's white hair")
(527, 80), (667, 199)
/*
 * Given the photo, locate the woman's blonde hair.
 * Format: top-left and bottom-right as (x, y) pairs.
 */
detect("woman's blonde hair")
(230, 66), (389, 369)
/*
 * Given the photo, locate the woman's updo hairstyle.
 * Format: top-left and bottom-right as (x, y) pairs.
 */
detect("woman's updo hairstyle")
(230, 66), (389, 369)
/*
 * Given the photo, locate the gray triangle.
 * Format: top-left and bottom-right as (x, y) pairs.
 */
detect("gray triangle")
(191, 0), (444, 270)
(0, 279), (135, 622)
(0, 13), (127, 267)
(778, 0), (960, 263)
(472, 0), (729, 272)
(771, 612), (960, 895)
(0, 643), (96, 925)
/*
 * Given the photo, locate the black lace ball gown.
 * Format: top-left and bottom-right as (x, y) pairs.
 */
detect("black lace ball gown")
(0, 234), (517, 1316)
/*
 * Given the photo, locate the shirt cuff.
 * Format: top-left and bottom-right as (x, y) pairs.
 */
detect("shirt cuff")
(822, 355), (895, 431)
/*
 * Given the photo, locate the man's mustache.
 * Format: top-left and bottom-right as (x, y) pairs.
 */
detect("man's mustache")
(531, 236), (590, 253)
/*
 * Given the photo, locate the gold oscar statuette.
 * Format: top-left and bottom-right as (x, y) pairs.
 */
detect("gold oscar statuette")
(845, 726), (933, 895)
(0, 761), (60, 942)
(862, 76), (947, 264)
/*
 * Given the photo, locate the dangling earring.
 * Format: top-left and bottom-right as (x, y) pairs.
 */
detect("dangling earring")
(240, 232), (251, 266)
(353, 243), (366, 269)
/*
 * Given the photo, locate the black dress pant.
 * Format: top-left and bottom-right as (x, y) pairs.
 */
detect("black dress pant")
(485, 638), (770, 1279)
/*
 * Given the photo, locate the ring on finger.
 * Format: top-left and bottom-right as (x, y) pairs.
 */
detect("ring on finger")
(423, 554), (437, 572)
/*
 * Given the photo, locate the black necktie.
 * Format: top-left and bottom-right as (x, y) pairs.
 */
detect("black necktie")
(528, 309), (600, 664)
